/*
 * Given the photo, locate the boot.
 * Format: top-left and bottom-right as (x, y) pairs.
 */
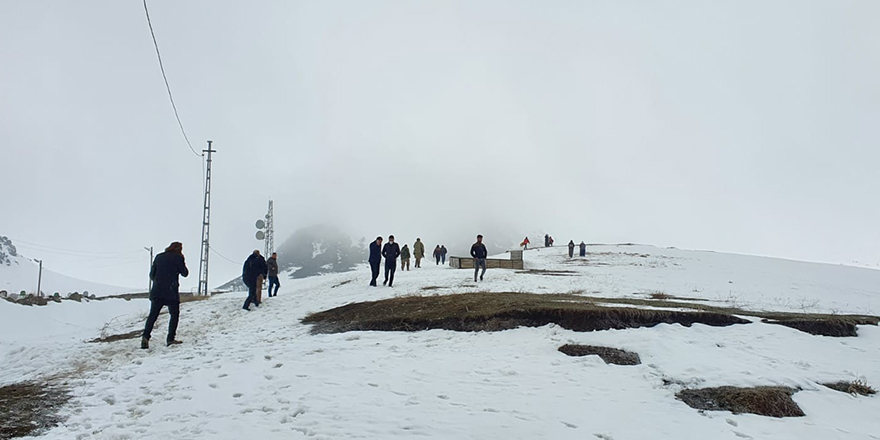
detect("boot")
(167, 339), (183, 347)
(140, 337), (149, 349)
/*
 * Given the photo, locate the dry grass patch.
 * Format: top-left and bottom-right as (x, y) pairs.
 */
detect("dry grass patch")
(302, 292), (750, 334)
(0, 382), (71, 439)
(824, 380), (876, 396)
(558, 344), (641, 365)
(88, 329), (142, 343)
(586, 295), (878, 337)
(676, 386), (805, 418)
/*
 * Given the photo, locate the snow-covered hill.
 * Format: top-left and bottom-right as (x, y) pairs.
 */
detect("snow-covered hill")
(0, 237), (136, 297)
(1, 244), (879, 439)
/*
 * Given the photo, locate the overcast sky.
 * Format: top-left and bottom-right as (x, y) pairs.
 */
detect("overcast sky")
(2, 0), (879, 289)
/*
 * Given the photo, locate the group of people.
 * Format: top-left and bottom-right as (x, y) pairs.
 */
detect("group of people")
(241, 250), (281, 311)
(568, 240), (588, 257)
(369, 235), (486, 286)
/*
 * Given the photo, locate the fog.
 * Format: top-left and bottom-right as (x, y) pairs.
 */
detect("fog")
(2, 0), (879, 289)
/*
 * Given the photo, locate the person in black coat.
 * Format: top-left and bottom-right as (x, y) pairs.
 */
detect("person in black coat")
(382, 235), (401, 287)
(142, 241), (189, 349)
(368, 236), (383, 286)
(242, 250), (268, 311)
(568, 240), (575, 258)
(471, 234), (488, 282)
(579, 241), (587, 257)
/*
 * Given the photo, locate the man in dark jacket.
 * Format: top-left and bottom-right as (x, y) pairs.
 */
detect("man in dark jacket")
(579, 241), (587, 257)
(142, 241), (189, 349)
(369, 236), (383, 286)
(471, 234), (488, 282)
(266, 252), (280, 297)
(568, 240), (575, 258)
(440, 245), (447, 265)
(382, 235), (401, 287)
(242, 250), (268, 311)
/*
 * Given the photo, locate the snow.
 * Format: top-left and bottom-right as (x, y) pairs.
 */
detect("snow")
(2, 244), (879, 439)
(0, 253), (137, 297)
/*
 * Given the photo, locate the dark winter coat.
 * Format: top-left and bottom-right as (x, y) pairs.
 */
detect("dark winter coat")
(369, 241), (382, 263)
(149, 251), (189, 302)
(440, 246), (447, 256)
(267, 256), (279, 277)
(470, 242), (488, 259)
(242, 254), (268, 286)
(382, 242), (401, 261)
(433, 247), (442, 258)
(401, 246), (411, 259)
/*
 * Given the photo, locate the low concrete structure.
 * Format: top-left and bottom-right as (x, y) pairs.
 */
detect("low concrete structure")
(449, 250), (524, 270)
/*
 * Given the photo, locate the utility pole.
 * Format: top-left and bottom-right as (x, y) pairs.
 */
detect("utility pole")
(198, 140), (216, 296)
(35, 259), (43, 297)
(144, 246), (153, 293)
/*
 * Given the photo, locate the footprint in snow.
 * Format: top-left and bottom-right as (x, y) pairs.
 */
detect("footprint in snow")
(233, 393), (243, 398)
(733, 431), (753, 439)
(561, 421), (578, 429)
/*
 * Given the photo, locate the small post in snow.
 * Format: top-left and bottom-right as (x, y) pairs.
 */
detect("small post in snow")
(35, 258), (43, 297)
(144, 246), (154, 293)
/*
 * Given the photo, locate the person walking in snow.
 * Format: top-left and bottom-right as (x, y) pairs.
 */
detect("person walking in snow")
(549, 236), (555, 247)
(242, 250), (268, 311)
(382, 235), (401, 287)
(471, 234), (488, 282)
(440, 245), (448, 265)
(400, 244), (411, 271)
(433, 245), (442, 265)
(266, 252), (280, 297)
(142, 241), (189, 349)
(579, 241), (587, 257)
(568, 240), (575, 258)
(544, 234), (550, 247)
(368, 236), (383, 286)
(521, 237), (530, 250)
(413, 238), (425, 268)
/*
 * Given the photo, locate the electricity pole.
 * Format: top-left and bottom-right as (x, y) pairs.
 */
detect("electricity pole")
(35, 259), (43, 297)
(144, 246), (153, 293)
(265, 200), (274, 257)
(198, 141), (216, 296)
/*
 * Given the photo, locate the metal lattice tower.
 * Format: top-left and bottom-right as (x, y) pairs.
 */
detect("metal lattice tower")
(265, 200), (274, 257)
(198, 141), (216, 296)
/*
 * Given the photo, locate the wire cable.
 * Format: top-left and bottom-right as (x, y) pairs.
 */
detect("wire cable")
(142, 0), (201, 158)
(209, 245), (241, 265)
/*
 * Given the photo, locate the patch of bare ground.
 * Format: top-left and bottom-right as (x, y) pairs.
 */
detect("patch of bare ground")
(516, 269), (578, 277)
(823, 380), (876, 396)
(584, 295), (879, 337)
(558, 344), (641, 365)
(421, 286), (444, 291)
(302, 292), (750, 334)
(331, 280), (354, 289)
(88, 329), (142, 343)
(0, 382), (71, 439)
(676, 386), (805, 418)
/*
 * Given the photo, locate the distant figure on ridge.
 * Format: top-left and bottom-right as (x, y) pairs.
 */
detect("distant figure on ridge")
(440, 245), (448, 265)
(579, 241), (587, 257)
(382, 235), (401, 287)
(242, 250), (268, 311)
(471, 234), (488, 282)
(142, 241), (189, 349)
(544, 234), (550, 247)
(413, 238), (425, 268)
(368, 236), (383, 286)
(521, 237), (530, 250)
(434, 245), (442, 265)
(266, 252), (280, 297)
(549, 236), (555, 247)
(400, 244), (411, 271)
(568, 240), (575, 258)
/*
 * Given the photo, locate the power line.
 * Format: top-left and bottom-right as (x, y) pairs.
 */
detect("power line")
(142, 0), (200, 159)
(209, 245), (240, 265)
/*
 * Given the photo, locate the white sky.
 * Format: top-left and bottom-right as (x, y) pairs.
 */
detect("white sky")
(1, 0), (879, 289)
